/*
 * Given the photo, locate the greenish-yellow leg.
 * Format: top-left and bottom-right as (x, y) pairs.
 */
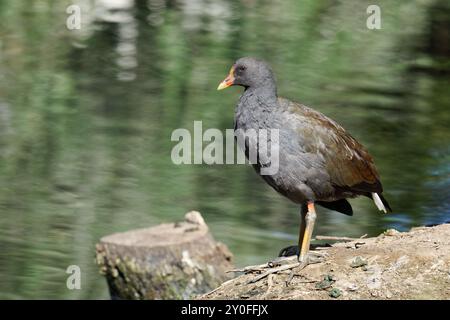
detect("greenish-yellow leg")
(298, 201), (317, 262)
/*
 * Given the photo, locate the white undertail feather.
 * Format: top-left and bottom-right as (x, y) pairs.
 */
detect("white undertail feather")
(372, 192), (387, 213)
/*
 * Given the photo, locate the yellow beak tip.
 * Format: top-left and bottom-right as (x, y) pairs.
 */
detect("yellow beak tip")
(217, 66), (235, 90)
(217, 83), (228, 91)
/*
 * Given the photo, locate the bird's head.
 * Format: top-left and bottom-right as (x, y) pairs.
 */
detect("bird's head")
(217, 57), (276, 91)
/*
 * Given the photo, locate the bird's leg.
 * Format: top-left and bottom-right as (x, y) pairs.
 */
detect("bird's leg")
(247, 202), (324, 284)
(298, 201), (317, 263)
(249, 202), (324, 285)
(279, 201), (320, 286)
(296, 203), (307, 260)
(270, 202), (323, 268)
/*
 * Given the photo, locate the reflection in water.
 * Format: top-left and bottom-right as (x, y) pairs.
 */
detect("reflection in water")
(0, 0), (449, 299)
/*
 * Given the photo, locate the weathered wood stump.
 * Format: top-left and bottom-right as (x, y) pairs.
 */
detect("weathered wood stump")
(96, 211), (233, 299)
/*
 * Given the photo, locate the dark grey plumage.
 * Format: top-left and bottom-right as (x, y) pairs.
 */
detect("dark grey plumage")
(218, 57), (391, 261)
(230, 57), (391, 214)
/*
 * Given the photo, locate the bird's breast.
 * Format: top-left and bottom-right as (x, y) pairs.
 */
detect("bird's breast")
(235, 94), (278, 130)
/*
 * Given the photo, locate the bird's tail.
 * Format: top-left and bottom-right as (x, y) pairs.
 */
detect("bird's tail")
(371, 192), (392, 213)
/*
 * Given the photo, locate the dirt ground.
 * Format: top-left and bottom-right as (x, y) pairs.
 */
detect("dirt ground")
(200, 224), (450, 300)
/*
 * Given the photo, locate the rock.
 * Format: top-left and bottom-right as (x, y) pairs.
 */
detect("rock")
(350, 256), (368, 268)
(329, 288), (342, 298)
(383, 229), (400, 236)
(315, 274), (335, 290)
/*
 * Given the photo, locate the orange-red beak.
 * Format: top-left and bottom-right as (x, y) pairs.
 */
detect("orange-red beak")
(217, 66), (235, 90)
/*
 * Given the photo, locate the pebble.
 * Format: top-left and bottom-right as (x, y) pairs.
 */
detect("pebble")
(384, 229), (400, 236)
(329, 288), (342, 298)
(351, 256), (368, 268)
(315, 274), (335, 289)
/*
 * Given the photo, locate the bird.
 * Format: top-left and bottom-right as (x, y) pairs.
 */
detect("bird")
(217, 57), (391, 264)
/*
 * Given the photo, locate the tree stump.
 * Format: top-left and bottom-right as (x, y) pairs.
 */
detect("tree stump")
(95, 211), (233, 299)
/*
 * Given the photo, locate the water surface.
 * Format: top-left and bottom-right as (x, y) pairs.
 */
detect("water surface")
(0, 0), (449, 298)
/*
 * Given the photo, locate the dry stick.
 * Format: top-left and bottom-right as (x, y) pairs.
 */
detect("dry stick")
(315, 246), (331, 250)
(248, 257), (324, 285)
(203, 278), (236, 296)
(286, 273), (319, 286)
(233, 255), (325, 285)
(227, 256), (299, 273)
(315, 235), (367, 242)
(226, 262), (269, 273)
(247, 262), (301, 284)
(226, 267), (265, 273)
(265, 274), (275, 295)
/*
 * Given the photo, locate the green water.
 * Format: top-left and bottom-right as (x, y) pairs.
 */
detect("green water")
(0, 0), (449, 299)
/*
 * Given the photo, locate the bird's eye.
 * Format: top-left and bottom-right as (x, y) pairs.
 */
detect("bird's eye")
(238, 65), (246, 72)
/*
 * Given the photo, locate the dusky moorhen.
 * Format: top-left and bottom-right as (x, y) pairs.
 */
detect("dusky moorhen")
(218, 57), (391, 263)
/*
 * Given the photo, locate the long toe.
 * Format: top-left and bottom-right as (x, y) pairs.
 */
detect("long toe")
(267, 255), (298, 267)
(307, 251), (327, 263)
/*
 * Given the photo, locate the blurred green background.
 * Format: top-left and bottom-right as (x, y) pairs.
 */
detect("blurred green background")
(0, 0), (449, 299)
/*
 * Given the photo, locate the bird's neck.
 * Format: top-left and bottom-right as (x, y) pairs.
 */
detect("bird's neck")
(244, 82), (278, 105)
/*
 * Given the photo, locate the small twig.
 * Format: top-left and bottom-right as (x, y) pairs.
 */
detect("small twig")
(226, 262), (270, 273)
(247, 262), (301, 284)
(316, 235), (366, 242)
(287, 273), (319, 285)
(203, 278), (235, 296)
(250, 257), (324, 285)
(355, 242), (365, 248)
(226, 268), (265, 273)
(228, 256), (299, 274)
(265, 274), (274, 294)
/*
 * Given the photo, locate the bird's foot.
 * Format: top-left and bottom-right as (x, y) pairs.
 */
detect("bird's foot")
(246, 251), (326, 285)
(299, 250), (327, 263)
(284, 252), (325, 286)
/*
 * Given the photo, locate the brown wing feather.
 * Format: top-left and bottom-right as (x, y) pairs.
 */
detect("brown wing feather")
(290, 102), (382, 194)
